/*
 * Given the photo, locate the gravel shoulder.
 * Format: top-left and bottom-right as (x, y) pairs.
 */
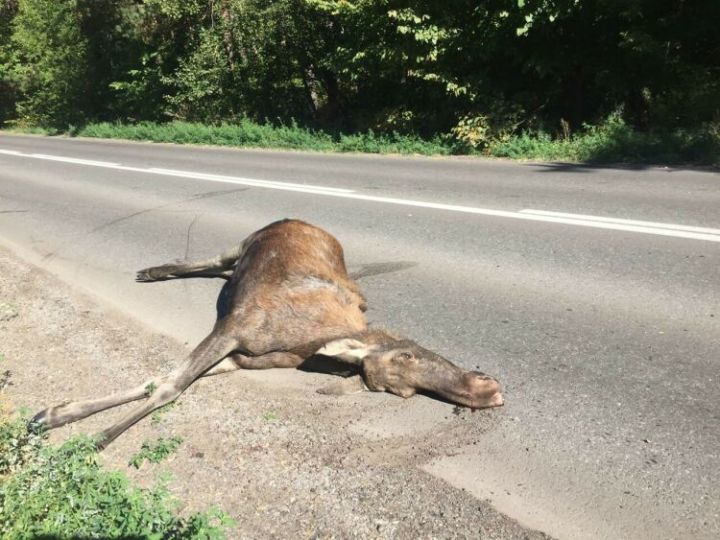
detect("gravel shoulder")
(0, 245), (550, 539)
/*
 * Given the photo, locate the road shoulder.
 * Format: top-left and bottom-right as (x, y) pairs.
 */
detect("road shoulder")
(0, 245), (549, 539)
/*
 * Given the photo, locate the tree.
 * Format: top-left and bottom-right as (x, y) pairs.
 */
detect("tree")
(0, 0), (19, 123)
(164, 0), (334, 126)
(1, 0), (717, 136)
(9, 0), (89, 127)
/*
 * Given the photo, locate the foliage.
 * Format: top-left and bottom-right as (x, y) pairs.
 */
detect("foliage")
(0, 0), (18, 123)
(0, 413), (44, 477)
(162, 0), (316, 124)
(0, 415), (232, 538)
(0, 0), (718, 163)
(6, 0), (89, 127)
(151, 401), (178, 425)
(129, 436), (184, 469)
(489, 114), (720, 166)
(0, 116), (699, 164)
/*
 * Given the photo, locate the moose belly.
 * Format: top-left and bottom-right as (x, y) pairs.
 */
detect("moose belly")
(239, 285), (367, 355)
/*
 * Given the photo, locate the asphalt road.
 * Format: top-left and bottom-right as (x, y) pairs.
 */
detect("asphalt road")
(1, 134), (718, 539)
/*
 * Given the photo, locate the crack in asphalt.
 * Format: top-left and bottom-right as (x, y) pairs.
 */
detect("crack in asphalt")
(184, 214), (200, 260)
(90, 187), (250, 234)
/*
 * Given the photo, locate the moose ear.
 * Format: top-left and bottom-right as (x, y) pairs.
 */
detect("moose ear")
(314, 338), (378, 364)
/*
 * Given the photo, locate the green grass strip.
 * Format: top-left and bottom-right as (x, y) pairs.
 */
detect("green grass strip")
(4, 117), (718, 165)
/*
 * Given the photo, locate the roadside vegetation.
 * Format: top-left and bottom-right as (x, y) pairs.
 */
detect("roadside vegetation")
(9, 114), (718, 165)
(0, 411), (232, 539)
(0, 1), (718, 165)
(70, 120), (452, 156)
(129, 436), (184, 469)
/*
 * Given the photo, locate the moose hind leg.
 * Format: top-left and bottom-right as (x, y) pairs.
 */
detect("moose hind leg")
(95, 329), (240, 449)
(137, 245), (241, 281)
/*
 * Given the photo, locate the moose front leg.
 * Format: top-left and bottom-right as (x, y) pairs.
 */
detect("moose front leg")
(136, 245), (242, 282)
(316, 375), (368, 395)
(95, 328), (241, 449)
(94, 352), (306, 448)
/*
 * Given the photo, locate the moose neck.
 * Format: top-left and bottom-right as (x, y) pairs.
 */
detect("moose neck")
(353, 328), (402, 346)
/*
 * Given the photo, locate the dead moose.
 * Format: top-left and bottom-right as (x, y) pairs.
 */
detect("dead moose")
(33, 219), (503, 448)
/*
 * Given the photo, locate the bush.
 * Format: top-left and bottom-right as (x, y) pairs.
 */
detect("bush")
(129, 436), (184, 469)
(489, 114), (720, 165)
(0, 414), (233, 539)
(8, 0), (89, 127)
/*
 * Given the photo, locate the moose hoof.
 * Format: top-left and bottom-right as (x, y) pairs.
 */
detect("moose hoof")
(28, 410), (51, 433)
(485, 391), (504, 408)
(316, 375), (367, 396)
(94, 432), (111, 451)
(135, 268), (157, 282)
(30, 409), (48, 425)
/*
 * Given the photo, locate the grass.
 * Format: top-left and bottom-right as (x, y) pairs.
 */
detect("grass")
(129, 436), (184, 469)
(0, 302), (18, 321)
(151, 401), (178, 425)
(73, 119), (453, 156)
(4, 116), (718, 165)
(488, 116), (720, 166)
(0, 414), (232, 539)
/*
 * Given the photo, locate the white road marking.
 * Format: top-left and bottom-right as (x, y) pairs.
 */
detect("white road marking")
(5, 150), (353, 195)
(148, 167), (354, 194)
(324, 193), (720, 242)
(520, 209), (720, 235)
(31, 153), (120, 167)
(2, 148), (720, 243)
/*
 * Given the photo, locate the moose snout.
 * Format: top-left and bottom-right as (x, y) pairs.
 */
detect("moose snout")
(420, 365), (504, 409)
(461, 371), (504, 408)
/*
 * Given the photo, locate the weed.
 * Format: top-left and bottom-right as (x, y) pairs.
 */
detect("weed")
(0, 414), (44, 476)
(262, 411), (278, 422)
(129, 436), (184, 469)
(0, 370), (11, 391)
(151, 401), (178, 424)
(488, 114), (720, 165)
(145, 381), (157, 395)
(0, 303), (18, 322)
(0, 414), (233, 538)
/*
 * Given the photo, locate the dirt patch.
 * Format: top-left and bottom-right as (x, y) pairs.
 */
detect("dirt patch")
(0, 246), (549, 539)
